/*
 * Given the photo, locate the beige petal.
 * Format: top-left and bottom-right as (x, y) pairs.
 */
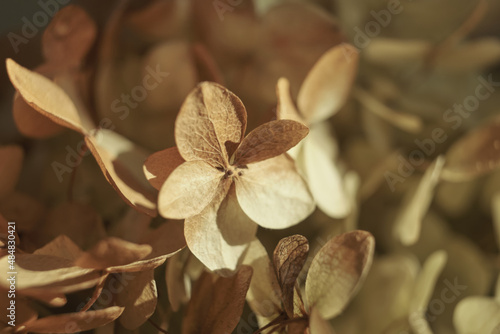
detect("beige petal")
(435, 38), (500, 72)
(232, 120), (309, 166)
(6, 59), (94, 135)
(442, 116), (500, 181)
(309, 307), (336, 334)
(305, 231), (375, 320)
(185, 182), (256, 274)
(300, 125), (351, 218)
(409, 251), (447, 333)
(23, 306), (124, 333)
(276, 77), (304, 124)
(42, 5), (97, 68)
(74, 237), (151, 270)
(85, 129), (157, 217)
(453, 297), (500, 334)
(297, 44), (358, 124)
(0, 145), (23, 200)
(143, 146), (185, 190)
(13, 90), (64, 138)
(158, 160), (223, 219)
(364, 38), (430, 68)
(393, 156), (445, 245)
(34, 235), (83, 261)
(273, 235), (309, 318)
(175, 82), (247, 166)
(115, 270), (157, 330)
(243, 239), (282, 319)
(236, 155), (315, 229)
(0, 254), (96, 290)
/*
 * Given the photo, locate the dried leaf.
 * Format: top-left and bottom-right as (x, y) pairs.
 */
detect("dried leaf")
(157, 160), (223, 219)
(143, 146), (185, 190)
(42, 5), (97, 68)
(74, 237), (151, 270)
(175, 82), (247, 166)
(297, 44), (358, 124)
(393, 156), (445, 245)
(23, 306), (124, 333)
(184, 181), (256, 273)
(236, 155), (315, 229)
(442, 116), (500, 181)
(0, 145), (23, 200)
(232, 120), (309, 166)
(273, 235), (309, 318)
(305, 231), (375, 320)
(85, 129), (157, 217)
(115, 270), (157, 330)
(6, 59), (94, 135)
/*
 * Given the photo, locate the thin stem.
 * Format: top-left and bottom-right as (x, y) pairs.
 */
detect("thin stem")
(147, 318), (169, 334)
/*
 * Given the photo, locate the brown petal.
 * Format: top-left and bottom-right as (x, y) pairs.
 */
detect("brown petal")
(273, 235), (309, 318)
(34, 235), (83, 261)
(182, 266), (253, 334)
(42, 5), (97, 68)
(243, 239), (282, 319)
(115, 270), (157, 330)
(141, 220), (186, 259)
(276, 77), (304, 124)
(232, 120), (309, 166)
(143, 146), (185, 190)
(175, 82), (247, 166)
(23, 306), (124, 333)
(74, 237), (152, 270)
(184, 181), (256, 274)
(442, 116), (500, 181)
(305, 231), (375, 320)
(158, 160), (223, 219)
(6, 59), (94, 135)
(297, 44), (358, 124)
(0, 145), (23, 200)
(236, 155), (315, 229)
(85, 129), (157, 217)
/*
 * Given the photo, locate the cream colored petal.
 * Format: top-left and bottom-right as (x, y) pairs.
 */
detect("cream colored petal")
(309, 307), (336, 334)
(276, 77), (304, 124)
(158, 160), (223, 219)
(393, 156), (445, 245)
(23, 306), (124, 333)
(143, 146), (185, 190)
(232, 120), (309, 166)
(85, 129), (157, 217)
(301, 125), (350, 218)
(175, 82), (246, 165)
(6, 59), (94, 135)
(305, 231), (375, 320)
(453, 297), (500, 334)
(242, 239), (282, 318)
(184, 182), (256, 274)
(297, 44), (358, 124)
(236, 155), (315, 229)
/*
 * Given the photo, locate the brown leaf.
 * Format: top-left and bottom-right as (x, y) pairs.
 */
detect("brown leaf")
(232, 120), (309, 166)
(235, 155), (315, 229)
(6, 59), (95, 135)
(182, 266), (253, 334)
(297, 44), (358, 124)
(305, 231), (375, 319)
(157, 160), (223, 219)
(273, 235), (309, 318)
(85, 129), (157, 217)
(175, 82), (247, 166)
(115, 270), (157, 330)
(143, 146), (185, 190)
(442, 116), (500, 181)
(23, 306), (124, 333)
(0, 145), (23, 200)
(74, 237), (151, 270)
(42, 5), (97, 68)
